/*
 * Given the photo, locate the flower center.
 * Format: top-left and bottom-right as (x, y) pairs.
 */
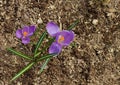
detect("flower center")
(58, 35), (64, 43)
(23, 31), (28, 37)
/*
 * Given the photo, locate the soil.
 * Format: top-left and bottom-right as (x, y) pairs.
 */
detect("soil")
(0, 0), (120, 85)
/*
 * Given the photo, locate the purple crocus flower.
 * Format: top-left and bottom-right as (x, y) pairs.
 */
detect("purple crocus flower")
(16, 25), (36, 44)
(46, 22), (74, 54)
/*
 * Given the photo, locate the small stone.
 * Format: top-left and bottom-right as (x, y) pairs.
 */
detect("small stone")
(92, 19), (98, 25)
(107, 13), (116, 18)
(37, 18), (43, 24)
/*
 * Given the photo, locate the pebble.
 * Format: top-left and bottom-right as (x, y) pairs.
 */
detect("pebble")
(92, 19), (98, 25)
(37, 18), (43, 24)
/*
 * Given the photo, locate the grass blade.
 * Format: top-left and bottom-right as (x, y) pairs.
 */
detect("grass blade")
(7, 48), (32, 60)
(37, 54), (56, 62)
(34, 31), (47, 56)
(36, 54), (56, 74)
(34, 51), (41, 58)
(68, 20), (79, 30)
(34, 38), (55, 57)
(11, 62), (35, 81)
(39, 58), (50, 73)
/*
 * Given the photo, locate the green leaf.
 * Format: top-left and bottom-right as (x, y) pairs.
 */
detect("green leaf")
(34, 38), (55, 57)
(41, 38), (55, 52)
(68, 20), (79, 30)
(34, 31), (47, 56)
(37, 53), (56, 62)
(7, 48), (32, 60)
(11, 62), (35, 81)
(39, 58), (50, 73)
(34, 51), (41, 58)
(37, 54), (56, 74)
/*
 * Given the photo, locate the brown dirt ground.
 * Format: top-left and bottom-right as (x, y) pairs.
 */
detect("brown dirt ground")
(0, 0), (120, 85)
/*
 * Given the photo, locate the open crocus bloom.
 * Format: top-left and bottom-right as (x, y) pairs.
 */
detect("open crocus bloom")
(16, 25), (36, 44)
(46, 22), (74, 54)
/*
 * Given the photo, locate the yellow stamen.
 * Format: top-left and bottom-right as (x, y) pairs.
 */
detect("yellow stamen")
(23, 31), (28, 37)
(58, 35), (64, 43)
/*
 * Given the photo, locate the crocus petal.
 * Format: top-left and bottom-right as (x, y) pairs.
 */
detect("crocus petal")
(28, 25), (36, 36)
(56, 30), (74, 46)
(46, 22), (60, 37)
(22, 37), (30, 44)
(49, 42), (62, 54)
(22, 26), (29, 34)
(16, 29), (22, 38)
